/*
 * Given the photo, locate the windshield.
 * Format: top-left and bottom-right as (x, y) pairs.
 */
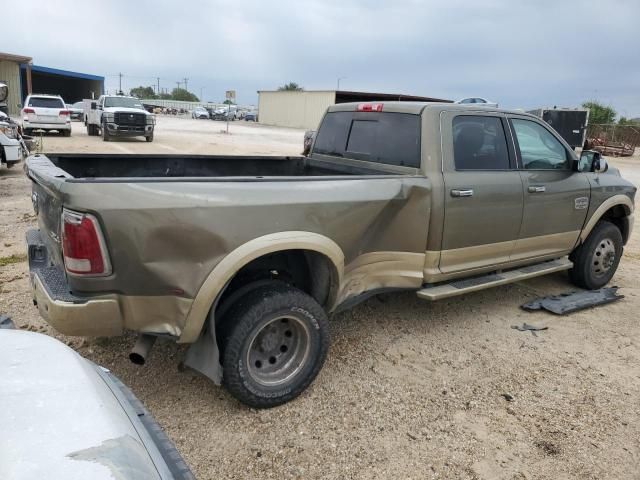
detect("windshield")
(73, 101), (84, 109)
(104, 97), (144, 109)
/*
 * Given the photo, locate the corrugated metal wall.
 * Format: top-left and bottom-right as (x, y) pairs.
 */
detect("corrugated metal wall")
(0, 60), (21, 116)
(258, 91), (336, 129)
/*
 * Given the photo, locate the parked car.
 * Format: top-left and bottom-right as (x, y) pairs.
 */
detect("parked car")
(211, 106), (233, 121)
(24, 102), (635, 408)
(0, 110), (27, 168)
(191, 107), (210, 119)
(84, 95), (155, 142)
(0, 328), (194, 479)
(455, 97), (498, 108)
(21, 94), (71, 136)
(244, 111), (258, 122)
(66, 102), (84, 121)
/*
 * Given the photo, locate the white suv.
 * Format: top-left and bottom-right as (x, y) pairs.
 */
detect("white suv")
(21, 94), (71, 137)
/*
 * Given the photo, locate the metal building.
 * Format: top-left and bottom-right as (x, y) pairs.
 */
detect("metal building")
(0, 52), (32, 116)
(20, 65), (104, 104)
(257, 90), (452, 129)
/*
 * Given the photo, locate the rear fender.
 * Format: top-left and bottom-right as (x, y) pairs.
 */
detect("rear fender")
(178, 231), (344, 344)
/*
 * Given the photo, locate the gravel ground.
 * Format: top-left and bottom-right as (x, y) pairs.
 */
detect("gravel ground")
(1, 117), (639, 479)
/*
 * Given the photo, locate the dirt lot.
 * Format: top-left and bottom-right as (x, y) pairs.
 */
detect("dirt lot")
(1, 117), (639, 479)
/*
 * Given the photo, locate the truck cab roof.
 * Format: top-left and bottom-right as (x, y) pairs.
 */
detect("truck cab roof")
(327, 101), (535, 117)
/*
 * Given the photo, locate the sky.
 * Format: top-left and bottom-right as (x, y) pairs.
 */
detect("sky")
(4, 0), (639, 117)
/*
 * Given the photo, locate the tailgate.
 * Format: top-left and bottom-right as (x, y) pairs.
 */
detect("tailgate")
(27, 155), (71, 268)
(31, 107), (66, 124)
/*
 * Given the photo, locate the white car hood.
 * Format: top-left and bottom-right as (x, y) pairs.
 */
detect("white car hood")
(0, 330), (161, 480)
(103, 107), (149, 115)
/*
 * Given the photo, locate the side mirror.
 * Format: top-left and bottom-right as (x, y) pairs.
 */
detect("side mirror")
(593, 156), (608, 173)
(91, 102), (97, 110)
(579, 150), (608, 173)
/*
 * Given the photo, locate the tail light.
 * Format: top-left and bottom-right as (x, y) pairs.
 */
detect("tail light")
(23, 108), (35, 114)
(61, 209), (111, 276)
(357, 103), (383, 112)
(59, 110), (70, 116)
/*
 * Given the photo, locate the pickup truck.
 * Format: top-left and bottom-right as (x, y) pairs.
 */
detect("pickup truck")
(84, 95), (155, 142)
(25, 102), (636, 408)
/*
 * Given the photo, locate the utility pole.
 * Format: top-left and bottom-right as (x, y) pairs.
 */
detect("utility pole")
(183, 78), (189, 92)
(176, 81), (181, 90)
(157, 77), (160, 96)
(118, 72), (123, 95)
(337, 77), (346, 90)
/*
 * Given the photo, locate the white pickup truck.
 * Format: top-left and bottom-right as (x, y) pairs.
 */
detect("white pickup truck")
(84, 95), (155, 142)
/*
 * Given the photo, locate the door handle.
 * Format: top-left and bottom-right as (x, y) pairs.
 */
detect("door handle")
(528, 186), (546, 193)
(451, 189), (474, 197)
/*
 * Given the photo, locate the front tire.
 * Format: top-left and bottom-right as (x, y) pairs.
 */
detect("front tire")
(102, 123), (110, 142)
(145, 132), (154, 142)
(569, 221), (623, 289)
(220, 284), (329, 408)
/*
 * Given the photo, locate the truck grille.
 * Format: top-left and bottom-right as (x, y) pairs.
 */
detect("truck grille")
(114, 112), (146, 126)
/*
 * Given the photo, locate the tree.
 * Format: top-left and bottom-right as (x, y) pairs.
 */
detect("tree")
(129, 86), (156, 99)
(618, 117), (639, 126)
(582, 101), (616, 125)
(158, 92), (172, 100)
(278, 82), (303, 91)
(223, 99), (235, 105)
(170, 88), (199, 102)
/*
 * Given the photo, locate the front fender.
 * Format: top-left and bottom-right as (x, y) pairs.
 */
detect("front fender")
(580, 194), (634, 243)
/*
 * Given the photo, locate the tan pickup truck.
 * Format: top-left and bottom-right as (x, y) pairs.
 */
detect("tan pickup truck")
(25, 102), (636, 408)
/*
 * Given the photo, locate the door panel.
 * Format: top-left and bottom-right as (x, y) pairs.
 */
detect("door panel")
(439, 112), (524, 273)
(510, 117), (590, 260)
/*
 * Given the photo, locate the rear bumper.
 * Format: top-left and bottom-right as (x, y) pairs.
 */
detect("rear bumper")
(1, 142), (22, 163)
(27, 229), (123, 336)
(31, 271), (124, 336)
(23, 120), (71, 131)
(106, 123), (153, 136)
(26, 229), (192, 338)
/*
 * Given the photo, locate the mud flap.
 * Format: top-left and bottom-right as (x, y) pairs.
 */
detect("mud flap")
(183, 309), (222, 384)
(521, 287), (623, 315)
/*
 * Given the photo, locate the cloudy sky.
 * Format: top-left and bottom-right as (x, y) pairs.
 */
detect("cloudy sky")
(5, 0), (639, 116)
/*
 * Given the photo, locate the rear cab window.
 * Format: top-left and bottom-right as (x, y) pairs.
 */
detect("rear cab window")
(453, 115), (510, 170)
(312, 111), (421, 168)
(28, 97), (64, 109)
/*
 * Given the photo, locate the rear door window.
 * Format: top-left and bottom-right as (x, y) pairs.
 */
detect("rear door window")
(453, 115), (510, 170)
(313, 111), (421, 168)
(28, 97), (64, 108)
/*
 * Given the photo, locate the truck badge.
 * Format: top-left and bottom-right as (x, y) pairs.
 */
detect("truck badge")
(574, 197), (588, 210)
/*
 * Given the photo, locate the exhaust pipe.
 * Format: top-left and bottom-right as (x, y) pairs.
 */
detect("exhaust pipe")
(129, 334), (157, 365)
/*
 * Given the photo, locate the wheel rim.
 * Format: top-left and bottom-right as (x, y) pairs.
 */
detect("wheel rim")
(591, 237), (616, 278)
(246, 315), (311, 387)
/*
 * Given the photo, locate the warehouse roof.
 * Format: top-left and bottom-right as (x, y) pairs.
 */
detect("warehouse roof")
(24, 64), (104, 81)
(0, 52), (32, 64)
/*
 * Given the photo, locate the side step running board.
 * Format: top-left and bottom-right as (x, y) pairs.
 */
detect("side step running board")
(417, 258), (573, 301)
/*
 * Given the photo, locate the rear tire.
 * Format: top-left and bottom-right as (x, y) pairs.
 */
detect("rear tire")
(569, 221), (623, 290)
(220, 284), (329, 408)
(63, 129), (71, 137)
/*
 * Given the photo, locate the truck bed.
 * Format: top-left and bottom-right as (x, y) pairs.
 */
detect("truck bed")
(43, 154), (391, 180)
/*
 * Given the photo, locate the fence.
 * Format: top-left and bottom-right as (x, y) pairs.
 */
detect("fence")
(586, 124), (640, 148)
